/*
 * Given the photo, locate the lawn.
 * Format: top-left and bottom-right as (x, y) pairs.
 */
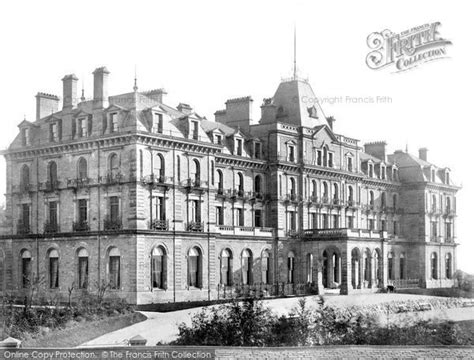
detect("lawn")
(19, 312), (147, 348)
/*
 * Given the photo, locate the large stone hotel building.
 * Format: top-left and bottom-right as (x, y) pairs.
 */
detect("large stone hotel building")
(0, 67), (459, 304)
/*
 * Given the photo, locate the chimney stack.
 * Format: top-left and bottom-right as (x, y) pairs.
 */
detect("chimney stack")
(93, 67), (110, 109)
(177, 103), (193, 115)
(62, 74), (78, 111)
(327, 116), (335, 130)
(35, 92), (60, 120)
(364, 141), (387, 162)
(419, 147), (428, 161)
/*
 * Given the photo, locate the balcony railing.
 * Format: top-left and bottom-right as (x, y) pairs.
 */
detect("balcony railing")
(151, 219), (169, 231)
(187, 221), (204, 232)
(104, 218), (122, 231)
(231, 189), (247, 199)
(44, 221), (59, 234)
(444, 208), (456, 217)
(17, 221), (30, 235)
(302, 228), (388, 240)
(73, 220), (90, 232)
(40, 181), (60, 192)
(284, 193), (299, 203)
(346, 200), (360, 208)
(67, 178), (91, 189)
(103, 172), (124, 185)
(183, 178), (207, 189)
(141, 174), (173, 186)
(249, 192), (264, 201)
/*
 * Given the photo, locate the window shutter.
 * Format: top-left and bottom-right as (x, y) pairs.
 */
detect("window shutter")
(88, 115), (93, 135)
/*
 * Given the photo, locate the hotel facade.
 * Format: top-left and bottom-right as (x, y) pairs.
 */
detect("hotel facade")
(0, 67), (459, 304)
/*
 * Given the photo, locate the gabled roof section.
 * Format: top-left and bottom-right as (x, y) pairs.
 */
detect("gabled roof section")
(312, 124), (339, 143)
(17, 119), (36, 128)
(200, 119), (235, 137)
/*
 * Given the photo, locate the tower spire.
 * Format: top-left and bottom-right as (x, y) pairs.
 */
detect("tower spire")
(133, 65), (138, 92)
(293, 25), (297, 79)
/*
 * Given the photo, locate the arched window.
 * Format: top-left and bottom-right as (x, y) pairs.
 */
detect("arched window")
(217, 170), (224, 194)
(236, 172), (244, 193)
(431, 252), (438, 279)
(188, 247), (202, 288)
(323, 147), (328, 166)
(289, 178), (296, 197)
(77, 248), (88, 289)
(348, 186), (354, 203)
(220, 249), (232, 286)
(48, 249), (59, 289)
(151, 246), (167, 289)
(311, 180), (317, 198)
(381, 192), (386, 208)
(393, 194), (397, 209)
(78, 157), (88, 179)
(156, 154), (165, 180)
(109, 153), (119, 176)
(322, 182), (328, 201)
(261, 250), (270, 285)
(192, 159), (200, 185)
(369, 191), (374, 207)
(20, 165), (30, 191)
(307, 253), (313, 283)
(387, 252), (394, 280)
(445, 253), (452, 279)
(254, 175), (262, 196)
(21, 250), (32, 288)
(364, 248), (371, 284)
(333, 183), (339, 202)
(48, 161), (58, 185)
(241, 249), (252, 285)
(108, 247), (121, 289)
(399, 253), (405, 279)
(288, 251), (295, 284)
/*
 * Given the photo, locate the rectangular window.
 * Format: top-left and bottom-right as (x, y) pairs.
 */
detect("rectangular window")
(381, 220), (387, 231)
(288, 146), (295, 162)
(79, 118), (87, 137)
(78, 199), (87, 223)
(254, 142), (261, 159)
(255, 209), (262, 227)
(216, 206), (224, 225)
(110, 113), (118, 133)
(192, 121), (198, 140)
(446, 222), (452, 239)
(109, 256), (120, 289)
(347, 157), (353, 172)
(317, 150), (322, 166)
(310, 213), (317, 228)
(110, 196), (120, 222)
(191, 200), (201, 223)
(328, 153), (333, 167)
(431, 221), (438, 239)
(214, 134), (222, 145)
(399, 257), (405, 279)
(153, 113), (163, 133)
(236, 139), (243, 156)
(332, 215), (338, 228)
(49, 201), (58, 226)
(393, 221), (398, 236)
(289, 211), (296, 231)
(368, 219), (375, 230)
(322, 214), (328, 229)
(22, 204), (30, 228)
(235, 208), (244, 226)
(22, 128), (30, 146)
(346, 216), (354, 229)
(50, 123), (58, 142)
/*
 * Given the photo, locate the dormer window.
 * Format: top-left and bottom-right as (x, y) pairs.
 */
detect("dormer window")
(317, 150), (322, 166)
(254, 142), (262, 159)
(393, 168), (398, 181)
(78, 118), (87, 137)
(110, 113), (118, 133)
(49, 122), (58, 142)
(152, 113), (163, 133)
(236, 138), (243, 156)
(381, 166), (386, 180)
(191, 121), (198, 140)
(368, 163), (374, 178)
(21, 128), (30, 146)
(445, 171), (450, 185)
(431, 169), (436, 182)
(214, 134), (222, 145)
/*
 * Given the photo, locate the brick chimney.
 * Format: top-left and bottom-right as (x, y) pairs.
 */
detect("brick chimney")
(419, 147), (428, 161)
(327, 116), (335, 130)
(177, 103), (193, 115)
(364, 141), (387, 162)
(35, 92), (60, 120)
(93, 67), (110, 109)
(61, 74), (78, 111)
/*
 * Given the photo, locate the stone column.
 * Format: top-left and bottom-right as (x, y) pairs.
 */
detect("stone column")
(340, 248), (351, 295)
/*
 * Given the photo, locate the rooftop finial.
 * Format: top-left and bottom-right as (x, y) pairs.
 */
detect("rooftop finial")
(293, 24), (297, 80)
(133, 65), (138, 92)
(80, 78), (85, 102)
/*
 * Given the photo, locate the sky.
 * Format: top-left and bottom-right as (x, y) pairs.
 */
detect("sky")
(0, 0), (472, 272)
